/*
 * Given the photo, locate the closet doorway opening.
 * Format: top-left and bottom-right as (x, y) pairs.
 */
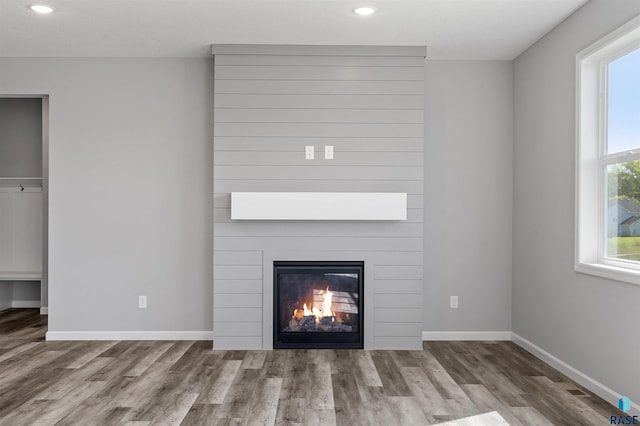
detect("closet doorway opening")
(0, 96), (49, 334)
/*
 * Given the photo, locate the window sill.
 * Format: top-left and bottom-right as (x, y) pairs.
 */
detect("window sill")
(575, 262), (640, 286)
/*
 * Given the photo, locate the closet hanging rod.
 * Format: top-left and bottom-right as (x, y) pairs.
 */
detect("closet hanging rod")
(0, 177), (43, 181)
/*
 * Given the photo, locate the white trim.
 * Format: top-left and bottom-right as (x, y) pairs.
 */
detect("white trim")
(39, 307), (48, 315)
(575, 14), (640, 287)
(11, 300), (41, 308)
(575, 262), (640, 286)
(576, 14), (640, 60)
(46, 331), (213, 341)
(231, 192), (407, 221)
(512, 333), (640, 417)
(422, 331), (511, 341)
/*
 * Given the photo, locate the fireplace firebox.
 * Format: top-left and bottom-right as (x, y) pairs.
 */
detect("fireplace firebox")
(273, 261), (364, 349)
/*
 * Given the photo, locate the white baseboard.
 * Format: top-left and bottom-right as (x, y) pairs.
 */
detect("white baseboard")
(40, 307), (48, 315)
(512, 333), (639, 417)
(11, 300), (41, 308)
(422, 331), (512, 341)
(46, 331), (213, 341)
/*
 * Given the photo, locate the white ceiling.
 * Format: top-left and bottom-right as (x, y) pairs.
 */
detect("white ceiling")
(0, 0), (588, 60)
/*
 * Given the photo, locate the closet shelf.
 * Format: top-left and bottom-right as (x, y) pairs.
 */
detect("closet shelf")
(0, 271), (42, 281)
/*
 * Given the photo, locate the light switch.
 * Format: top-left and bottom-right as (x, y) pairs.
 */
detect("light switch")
(305, 146), (315, 160)
(324, 145), (334, 160)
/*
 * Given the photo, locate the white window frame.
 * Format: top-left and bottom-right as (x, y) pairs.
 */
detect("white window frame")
(576, 14), (640, 285)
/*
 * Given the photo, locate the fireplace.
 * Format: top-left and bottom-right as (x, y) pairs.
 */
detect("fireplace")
(273, 261), (364, 349)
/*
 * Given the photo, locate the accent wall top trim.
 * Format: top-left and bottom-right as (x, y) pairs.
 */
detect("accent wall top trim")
(211, 44), (427, 58)
(230, 192), (407, 221)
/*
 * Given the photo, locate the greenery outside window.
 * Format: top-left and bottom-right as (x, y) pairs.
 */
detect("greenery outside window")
(576, 16), (640, 284)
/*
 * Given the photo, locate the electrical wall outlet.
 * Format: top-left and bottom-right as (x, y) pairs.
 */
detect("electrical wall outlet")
(138, 295), (147, 309)
(324, 145), (334, 160)
(450, 296), (458, 309)
(305, 146), (315, 160)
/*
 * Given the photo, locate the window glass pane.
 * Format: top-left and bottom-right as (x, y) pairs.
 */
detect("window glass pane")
(607, 161), (640, 260)
(607, 48), (640, 154)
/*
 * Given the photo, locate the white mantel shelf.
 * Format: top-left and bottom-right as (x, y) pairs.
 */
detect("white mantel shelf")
(230, 192), (407, 221)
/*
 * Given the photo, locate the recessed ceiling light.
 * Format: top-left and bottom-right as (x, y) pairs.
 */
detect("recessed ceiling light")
(29, 5), (54, 14)
(353, 7), (376, 16)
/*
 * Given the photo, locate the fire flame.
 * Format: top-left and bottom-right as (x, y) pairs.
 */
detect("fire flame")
(299, 288), (335, 321)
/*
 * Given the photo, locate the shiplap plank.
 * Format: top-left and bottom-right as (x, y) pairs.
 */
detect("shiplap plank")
(215, 80), (423, 95)
(374, 308), (423, 323)
(213, 151), (424, 166)
(214, 308), (262, 323)
(374, 336), (422, 350)
(214, 179), (424, 195)
(212, 337), (263, 350)
(214, 251), (263, 265)
(214, 94), (424, 110)
(214, 237), (423, 252)
(214, 207), (230, 223)
(216, 66), (424, 81)
(375, 322), (423, 337)
(215, 108), (423, 124)
(407, 196), (423, 209)
(214, 207), (423, 224)
(370, 252), (423, 266)
(214, 280), (263, 294)
(375, 266), (423, 280)
(215, 55), (425, 67)
(214, 193), (230, 207)
(374, 280), (424, 294)
(374, 294), (422, 309)
(213, 322), (262, 337)
(213, 265), (262, 280)
(214, 223), (423, 238)
(214, 294), (262, 308)
(214, 165), (423, 181)
(214, 123), (423, 138)
(214, 137), (424, 152)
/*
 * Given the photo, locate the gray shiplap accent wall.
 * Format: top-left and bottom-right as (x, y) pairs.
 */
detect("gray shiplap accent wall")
(213, 45), (425, 350)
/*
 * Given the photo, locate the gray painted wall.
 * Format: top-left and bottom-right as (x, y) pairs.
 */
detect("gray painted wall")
(0, 98), (42, 178)
(0, 58), (214, 332)
(12, 281), (40, 301)
(424, 61), (513, 333)
(0, 281), (39, 310)
(514, 0), (640, 407)
(0, 55), (510, 340)
(213, 47), (425, 350)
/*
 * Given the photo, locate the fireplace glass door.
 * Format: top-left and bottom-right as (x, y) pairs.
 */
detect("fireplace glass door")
(273, 261), (364, 349)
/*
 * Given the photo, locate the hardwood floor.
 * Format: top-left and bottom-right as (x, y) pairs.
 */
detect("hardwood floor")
(0, 309), (621, 425)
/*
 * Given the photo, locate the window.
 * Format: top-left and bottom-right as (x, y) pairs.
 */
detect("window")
(576, 16), (640, 284)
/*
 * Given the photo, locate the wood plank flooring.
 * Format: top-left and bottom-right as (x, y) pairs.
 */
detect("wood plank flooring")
(0, 309), (622, 425)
